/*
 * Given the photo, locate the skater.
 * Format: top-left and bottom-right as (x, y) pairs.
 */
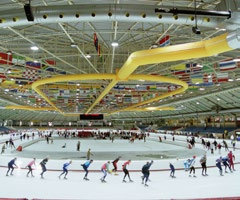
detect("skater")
(228, 151), (235, 171)
(183, 159), (191, 171)
(112, 156), (121, 175)
(216, 156), (223, 176)
(26, 158), (36, 177)
(6, 157), (17, 176)
(169, 158), (178, 178)
(200, 153), (207, 176)
(222, 140), (229, 152)
(1, 143), (6, 154)
(87, 148), (93, 160)
(59, 160), (72, 179)
(81, 159), (93, 180)
(100, 161), (111, 183)
(141, 160), (154, 186)
(77, 141), (80, 151)
(40, 156), (49, 179)
(189, 156), (196, 177)
(122, 160), (133, 182)
(222, 156), (232, 173)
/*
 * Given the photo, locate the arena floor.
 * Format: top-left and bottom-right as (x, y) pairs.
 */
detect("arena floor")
(0, 133), (239, 200)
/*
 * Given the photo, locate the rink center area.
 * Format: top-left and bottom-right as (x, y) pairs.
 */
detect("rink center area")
(0, 131), (239, 200)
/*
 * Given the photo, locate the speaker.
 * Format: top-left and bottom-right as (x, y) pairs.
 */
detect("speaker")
(24, 4), (34, 22)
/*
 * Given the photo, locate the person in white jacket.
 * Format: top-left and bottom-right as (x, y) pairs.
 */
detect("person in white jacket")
(189, 155), (196, 177)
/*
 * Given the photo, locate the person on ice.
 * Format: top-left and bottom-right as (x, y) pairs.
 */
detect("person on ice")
(26, 158), (36, 177)
(112, 156), (121, 175)
(216, 156), (223, 176)
(189, 156), (196, 177)
(59, 160), (72, 179)
(200, 153), (208, 176)
(40, 156), (49, 179)
(6, 157), (17, 176)
(100, 161), (111, 183)
(122, 160), (133, 183)
(141, 160), (154, 186)
(81, 159), (93, 180)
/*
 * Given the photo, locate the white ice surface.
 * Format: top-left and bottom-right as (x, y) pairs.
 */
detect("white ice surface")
(0, 133), (239, 199)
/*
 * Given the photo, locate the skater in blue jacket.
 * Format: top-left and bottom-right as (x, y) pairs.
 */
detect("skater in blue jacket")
(6, 157), (17, 176)
(59, 160), (72, 179)
(81, 159), (93, 180)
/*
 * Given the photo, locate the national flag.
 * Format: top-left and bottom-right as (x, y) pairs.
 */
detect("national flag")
(26, 61), (41, 68)
(159, 35), (170, 47)
(22, 67), (39, 81)
(191, 74), (203, 84)
(171, 64), (187, 75)
(0, 52), (12, 65)
(203, 73), (214, 86)
(216, 72), (228, 82)
(146, 85), (157, 90)
(15, 78), (29, 85)
(12, 54), (25, 66)
(94, 33), (98, 52)
(202, 64), (215, 73)
(218, 59), (237, 71)
(42, 60), (56, 72)
(178, 74), (190, 83)
(186, 63), (202, 73)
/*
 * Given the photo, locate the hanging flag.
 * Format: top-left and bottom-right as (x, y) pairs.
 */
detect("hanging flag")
(186, 63), (202, 73)
(0, 52), (12, 65)
(171, 64), (187, 75)
(12, 54), (25, 66)
(94, 33), (99, 52)
(218, 59), (237, 71)
(216, 72), (228, 82)
(203, 73), (214, 86)
(42, 60), (56, 72)
(159, 35), (170, 47)
(191, 74), (203, 84)
(26, 61), (41, 68)
(178, 74), (190, 83)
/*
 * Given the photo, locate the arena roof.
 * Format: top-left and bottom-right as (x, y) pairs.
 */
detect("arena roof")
(0, 0), (239, 123)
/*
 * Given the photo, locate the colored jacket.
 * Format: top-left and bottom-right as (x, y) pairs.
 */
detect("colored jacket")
(142, 161), (153, 173)
(122, 161), (130, 170)
(83, 160), (92, 168)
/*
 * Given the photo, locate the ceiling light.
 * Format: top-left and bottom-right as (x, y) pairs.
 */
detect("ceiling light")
(70, 43), (77, 47)
(86, 53), (91, 58)
(31, 45), (39, 50)
(233, 58), (240, 62)
(6, 50), (12, 55)
(111, 41), (119, 47)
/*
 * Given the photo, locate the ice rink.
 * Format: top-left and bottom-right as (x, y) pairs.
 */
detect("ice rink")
(0, 133), (239, 200)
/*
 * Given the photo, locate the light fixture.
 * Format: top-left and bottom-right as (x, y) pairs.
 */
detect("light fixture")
(70, 43), (77, 48)
(192, 0), (201, 35)
(30, 45), (39, 50)
(86, 53), (91, 58)
(6, 50), (12, 55)
(111, 40), (119, 47)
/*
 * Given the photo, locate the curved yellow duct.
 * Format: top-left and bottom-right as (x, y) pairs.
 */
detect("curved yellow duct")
(27, 31), (239, 116)
(30, 73), (187, 115)
(117, 33), (232, 79)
